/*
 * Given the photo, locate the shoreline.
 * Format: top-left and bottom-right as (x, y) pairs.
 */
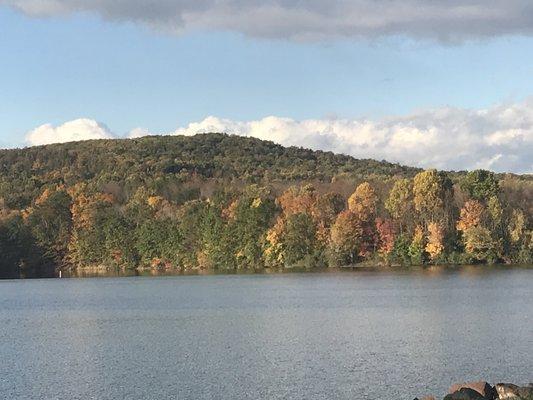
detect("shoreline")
(56, 263), (533, 279)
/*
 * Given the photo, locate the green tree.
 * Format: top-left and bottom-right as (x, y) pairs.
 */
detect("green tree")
(463, 226), (501, 264)
(280, 213), (318, 267)
(177, 200), (208, 270)
(101, 207), (139, 269)
(390, 234), (412, 266)
(227, 187), (276, 269)
(26, 189), (72, 266)
(385, 178), (412, 233)
(408, 226), (426, 265)
(0, 213), (46, 278)
(136, 218), (182, 268)
(461, 169), (499, 201)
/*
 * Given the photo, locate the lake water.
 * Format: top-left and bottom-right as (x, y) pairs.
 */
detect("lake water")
(1, 267), (532, 399)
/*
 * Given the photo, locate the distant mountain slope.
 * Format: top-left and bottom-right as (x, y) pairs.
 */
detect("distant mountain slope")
(0, 133), (420, 208)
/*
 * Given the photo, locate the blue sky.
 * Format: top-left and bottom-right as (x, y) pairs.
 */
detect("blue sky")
(0, 2), (532, 172)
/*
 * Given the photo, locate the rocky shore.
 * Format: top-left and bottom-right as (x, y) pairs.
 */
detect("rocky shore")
(414, 382), (533, 400)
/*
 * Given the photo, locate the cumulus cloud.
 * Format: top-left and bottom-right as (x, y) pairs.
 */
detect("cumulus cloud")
(127, 127), (152, 139)
(26, 118), (114, 145)
(3, 0), (533, 41)
(25, 99), (533, 173)
(172, 101), (533, 173)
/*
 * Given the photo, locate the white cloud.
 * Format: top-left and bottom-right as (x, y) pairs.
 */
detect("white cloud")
(172, 100), (533, 173)
(127, 127), (152, 139)
(24, 99), (533, 173)
(3, 0), (533, 41)
(26, 118), (114, 145)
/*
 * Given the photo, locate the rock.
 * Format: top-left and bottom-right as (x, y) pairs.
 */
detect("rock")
(495, 383), (533, 399)
(516, 386), (533, 399)
(444, 388), (487, 400)
(449, 382), (496, 399)
(495, 383), (520, 399)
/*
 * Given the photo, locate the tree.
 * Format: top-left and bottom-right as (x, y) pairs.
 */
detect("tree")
(26, 189), (72, 266)
(413, 169), (452, 224)
(177, 200), (209, 270)
(329, 210), (363, 266)
(506, 208), (533, 263)
(264, 185), (320, 268)
(376, 218), (396, 257)
(390, 234), (412, 266)
(426, 222), (444, 262)
(385, 178), (412, 232)
(228, 187), (276, 269)
(463, 226), (500, 263)
(264, 212), (317, 268)
(67, 192), (115, 268)
(312, 192), (345, 246)
(0, 213), (46, 278)
(348, 182), (378, 221)
(487, 195), (503, 235)
(508, 209), (526, 244)
(264, 217), (286, 268)
(136, 218), (182, 268)
(409, 226), (426, 265)
(277, 185), (317, 217)
(101, 209), (139, 269)
(282, 213), (318, 267)
(348, 182), (378, 257)
(461, 169), (499, 201)
(456, 200), (485, 232)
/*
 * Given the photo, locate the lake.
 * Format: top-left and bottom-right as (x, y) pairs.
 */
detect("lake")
(1, 266), (532, 399)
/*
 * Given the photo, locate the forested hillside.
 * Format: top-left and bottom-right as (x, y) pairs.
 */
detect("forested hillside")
(0, 133), (419, 209)
(0, 133), (531, 278)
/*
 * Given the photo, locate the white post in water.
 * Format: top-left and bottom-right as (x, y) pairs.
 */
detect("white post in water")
(59, 270), (62, 278)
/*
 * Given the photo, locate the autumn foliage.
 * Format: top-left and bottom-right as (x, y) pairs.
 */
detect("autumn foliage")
(0, 134), (531, 277)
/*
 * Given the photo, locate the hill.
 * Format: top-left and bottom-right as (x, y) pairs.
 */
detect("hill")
(0, 133), (531, 278)
(0, 133), (421, 209)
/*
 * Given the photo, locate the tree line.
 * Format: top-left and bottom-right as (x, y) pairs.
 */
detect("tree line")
(1, 158), (531, 277)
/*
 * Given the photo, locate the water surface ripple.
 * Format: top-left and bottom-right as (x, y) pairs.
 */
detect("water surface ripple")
(1, 267), (532, 399)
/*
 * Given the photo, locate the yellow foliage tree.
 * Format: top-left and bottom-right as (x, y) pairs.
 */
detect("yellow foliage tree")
(147, 195), (164, 208)
(425, 222), (444, 261)
(508, 209), (526, 243)
(264, 217), (286, 267)
(348, 182), (377, 221)
(413, 169), (451, 224)
(329, 210), (363, 266)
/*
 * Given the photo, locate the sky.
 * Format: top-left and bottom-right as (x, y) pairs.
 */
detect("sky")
(1, 1), (533, 173)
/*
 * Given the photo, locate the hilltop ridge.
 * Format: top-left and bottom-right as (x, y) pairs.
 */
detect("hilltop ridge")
(0, 133), (422, 208)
